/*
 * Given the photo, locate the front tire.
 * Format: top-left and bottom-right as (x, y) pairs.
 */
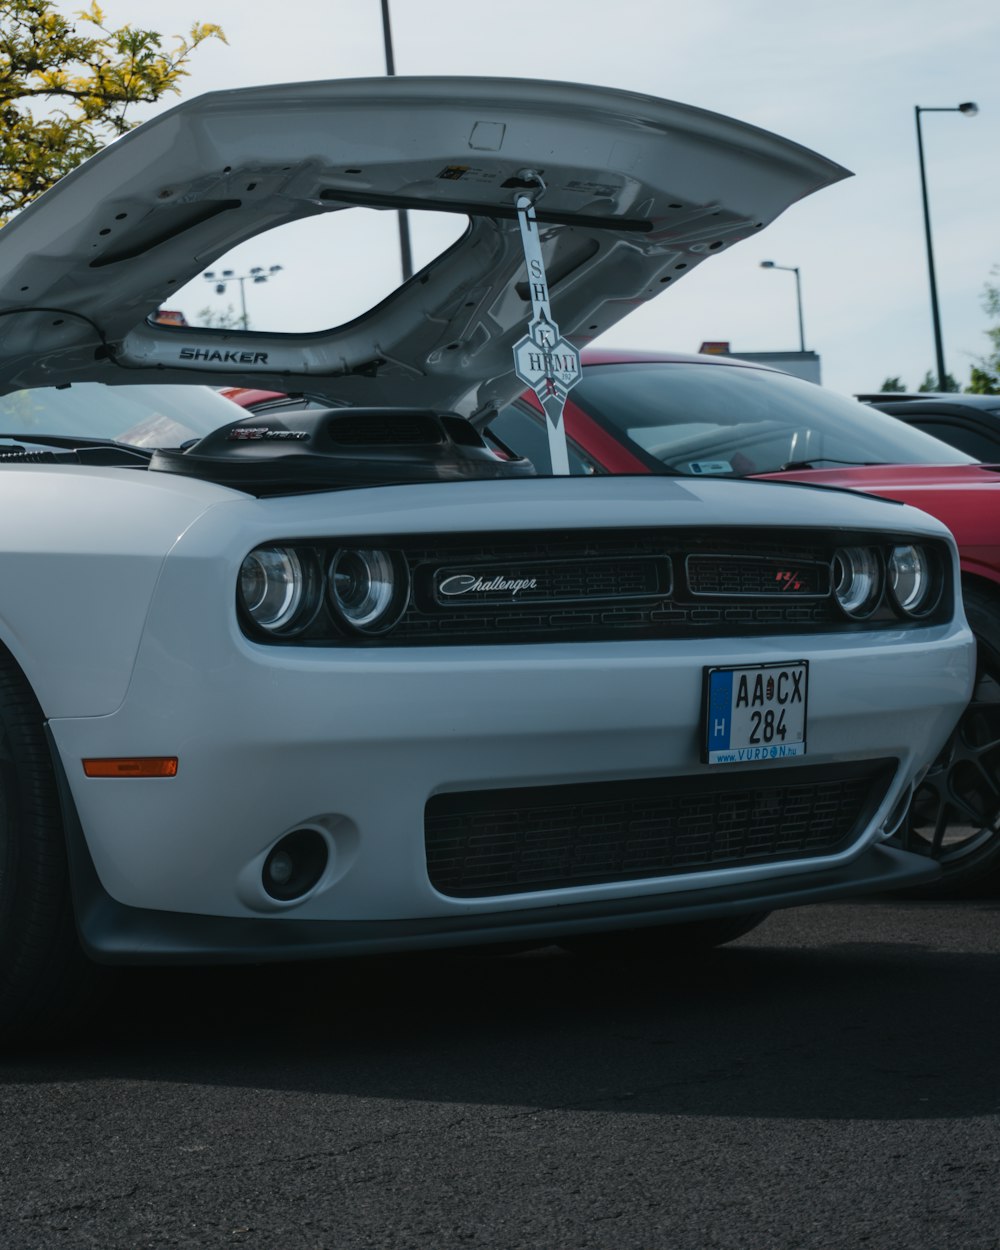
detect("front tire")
(0, 653), (95, 1043)
(896, 584), (1000, 896)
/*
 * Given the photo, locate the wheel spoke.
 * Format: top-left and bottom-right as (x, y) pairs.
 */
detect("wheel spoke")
(960, 707), (1000, 755)
(944, 789), (994, 830)
(966, 762), (1000, 820)
(967, 734), (1000, 758)
(929, 803), (952, 857)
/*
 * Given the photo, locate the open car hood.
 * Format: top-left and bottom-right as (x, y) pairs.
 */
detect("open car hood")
(0, 76), (849, 417)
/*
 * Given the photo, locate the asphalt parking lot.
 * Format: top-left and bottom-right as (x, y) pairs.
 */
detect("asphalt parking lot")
(1, 896), (999, 1250)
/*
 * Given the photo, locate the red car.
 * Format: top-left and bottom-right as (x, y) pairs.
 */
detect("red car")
(225, 350), (1000, 895)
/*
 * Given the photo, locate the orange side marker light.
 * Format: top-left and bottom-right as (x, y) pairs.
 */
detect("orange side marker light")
(82, 757), (179, 778)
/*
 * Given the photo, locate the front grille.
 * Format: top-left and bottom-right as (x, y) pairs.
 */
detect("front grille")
(434, 556), (670, 606)
(425, 760), (894, 898)
(390, 528), (936, 644)
(687, 554), (831, 598)
(248, 527), (953, 645)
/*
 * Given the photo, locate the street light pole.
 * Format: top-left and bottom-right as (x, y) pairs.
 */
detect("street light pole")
(914, 102), (978, 391)
(234, 276), (248, 330)
(380, 0), (413, 282)
(760, 261), (806, 352)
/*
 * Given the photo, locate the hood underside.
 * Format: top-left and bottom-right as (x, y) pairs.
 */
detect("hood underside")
(0, 76), (849, 417)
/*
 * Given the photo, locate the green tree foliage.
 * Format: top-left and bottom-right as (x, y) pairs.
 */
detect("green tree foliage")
(917, 369), (960, 393)
(879, 269), (1000, 395)
(966, 366), (1000, 396)
(1, 1), (225, 224)
(967, 267), (1000, 393)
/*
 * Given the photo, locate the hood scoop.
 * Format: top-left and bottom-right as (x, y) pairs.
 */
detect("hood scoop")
(324, 411), (447, 446)
(148, 408), (536, 496)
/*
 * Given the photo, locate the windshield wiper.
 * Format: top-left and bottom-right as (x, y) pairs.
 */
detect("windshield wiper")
(0, 433), (153, 464)
(777, 458), (882, 471)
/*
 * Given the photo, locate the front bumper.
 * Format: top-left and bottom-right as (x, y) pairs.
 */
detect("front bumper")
(47, 604), (973, 954)
(62, 829), (936, 966)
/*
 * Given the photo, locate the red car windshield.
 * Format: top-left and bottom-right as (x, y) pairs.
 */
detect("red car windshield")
(572, 362), (976, 477)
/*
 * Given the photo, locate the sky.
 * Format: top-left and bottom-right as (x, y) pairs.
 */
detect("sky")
(93, 0), (1000, 397)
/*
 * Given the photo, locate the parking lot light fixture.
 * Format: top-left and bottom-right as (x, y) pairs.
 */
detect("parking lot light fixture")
(201, 265), (283, 330)
(760, 260), (806, 352)
(915, 103), (979, 390)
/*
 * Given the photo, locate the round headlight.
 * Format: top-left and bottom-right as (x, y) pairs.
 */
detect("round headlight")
(833, 546), (883, 618)
(328, 548), (409, 634)
(238, 545), (321, 635)
(888, 544), (939, 617)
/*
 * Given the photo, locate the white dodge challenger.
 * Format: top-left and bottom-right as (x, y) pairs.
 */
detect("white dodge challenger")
(0, 76), (975, 1040)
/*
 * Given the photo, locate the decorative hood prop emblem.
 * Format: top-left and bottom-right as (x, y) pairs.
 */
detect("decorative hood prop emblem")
(511, 184), (582, 475)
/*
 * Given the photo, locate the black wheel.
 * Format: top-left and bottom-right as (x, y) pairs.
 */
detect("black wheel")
(895, 584), (1000, 897)
(559, 911), (769, 959)
(0, 651), (97, 1043)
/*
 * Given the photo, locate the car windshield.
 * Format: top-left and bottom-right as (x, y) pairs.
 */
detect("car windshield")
(0, 383), (242, 448)
(573, 362), (977, 476)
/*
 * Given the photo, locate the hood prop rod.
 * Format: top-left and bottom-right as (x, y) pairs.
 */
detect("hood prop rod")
(512, 187), (581, 476)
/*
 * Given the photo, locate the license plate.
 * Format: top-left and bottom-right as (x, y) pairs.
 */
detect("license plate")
(704, 662), (807, 765)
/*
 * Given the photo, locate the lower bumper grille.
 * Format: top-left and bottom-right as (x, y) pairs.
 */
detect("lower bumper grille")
(425, 761), (895, 898)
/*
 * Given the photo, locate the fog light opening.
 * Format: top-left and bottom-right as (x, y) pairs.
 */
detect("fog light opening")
(262, 829), (329, 901)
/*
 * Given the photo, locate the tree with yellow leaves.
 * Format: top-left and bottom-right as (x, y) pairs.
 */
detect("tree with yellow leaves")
(1, 1), (225, 224)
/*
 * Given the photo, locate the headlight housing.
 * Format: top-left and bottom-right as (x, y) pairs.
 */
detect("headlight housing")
(237, 542), (411, 641)
(888, 544), (940, 618)
(238, 545), (322, 635)
(328, 548), (410, 635)
(832, 546), (883, 619)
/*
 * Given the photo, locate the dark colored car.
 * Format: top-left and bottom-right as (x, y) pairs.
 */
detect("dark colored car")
(229, 351), (1000, 895)
(858, 393), (1000, 464)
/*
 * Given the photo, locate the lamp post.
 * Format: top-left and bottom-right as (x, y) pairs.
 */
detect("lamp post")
(202, 265), (283, 330)
(379, 0), (413, 282)
(914, 102), (978, 391)
(760, 260), (806, 352)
